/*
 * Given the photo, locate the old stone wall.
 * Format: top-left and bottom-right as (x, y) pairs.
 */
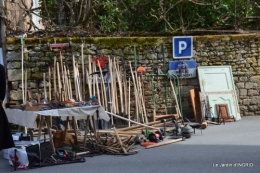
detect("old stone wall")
(4, 34), (260, 119)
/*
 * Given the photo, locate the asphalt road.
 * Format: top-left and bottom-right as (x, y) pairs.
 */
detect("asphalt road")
(1, 116), (260, 173)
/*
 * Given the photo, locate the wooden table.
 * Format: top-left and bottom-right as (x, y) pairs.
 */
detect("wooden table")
(5, 105), (110, 154)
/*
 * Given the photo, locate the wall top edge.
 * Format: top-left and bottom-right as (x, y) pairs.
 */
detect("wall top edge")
(6, 33), (260, 45)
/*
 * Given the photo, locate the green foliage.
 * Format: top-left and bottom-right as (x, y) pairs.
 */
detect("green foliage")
(37, 0), (259, 34)
(96, 0), (126, 33)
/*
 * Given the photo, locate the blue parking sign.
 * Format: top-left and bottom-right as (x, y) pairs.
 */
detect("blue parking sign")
(173, 36), (193, 59)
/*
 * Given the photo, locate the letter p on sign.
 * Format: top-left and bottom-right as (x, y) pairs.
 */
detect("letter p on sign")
(173, 36), (193, 59)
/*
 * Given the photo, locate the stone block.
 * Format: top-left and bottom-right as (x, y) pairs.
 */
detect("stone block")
(251, 96), (260, 104)
(9, 90), (23, 100)
(239, 77), (247, 82)
(233, 77), (238, 82)
(8, 69), (23, 81)
(258, 59), (260, 66)
(239, 96), (247, 99)
(7, 62), (20, 69)
(248, 89), (259, 96)
(236, 82), (244, 88)
(6, 45), (21, 51)
(6, 52), (21, 61)
(239, 106), (247, 111)
(239, 89), (247, 96)
(243, 99), (251, 105)
(245, 82), (254, 89)
(28, 52), (44, 57)
(248, 106), (258, 111)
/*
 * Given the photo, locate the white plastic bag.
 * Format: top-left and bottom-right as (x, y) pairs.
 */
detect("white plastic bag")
(8, 147), (29, 169)
(8, 141), (40, 169)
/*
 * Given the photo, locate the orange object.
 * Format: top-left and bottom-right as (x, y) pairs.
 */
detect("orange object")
(140, 142), (156, 147)
(137, 66), (145, 80)
(190, 89), (202, 122)
(92, 56), (108, 68)
(137, 66), (145, 73)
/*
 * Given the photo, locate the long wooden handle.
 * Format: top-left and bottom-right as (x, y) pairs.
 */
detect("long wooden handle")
(53, 56), (57, 100)
(73, 55), (78, 101)
(48, 67), (51, 100)
(113, 126), (127, 153)
(106, 112), (159, 130)
(67, 68), (73, 99)
(146, 138), (183, 149)
(24, 69), (27, 103)
(81, 43), (85, 101)
(43, 73), (47, 99)
(129, 62), (139, 122)
(138, 75), (148, 123)
(128, 78), (131, 127)
(114, 58), (124, 113)
(75, 151), (89, 156)
(98, 60), (108, 110)
(134, 71), (143, 123)
(109, 57), (116, 113)
(21, 44), (25, 104)
(94, 65), (100, 103)
(76, 63), (82, 101)
(170, 80), (182, 118)
(88, 55), (93, 97)
(57, 62), (61, 100)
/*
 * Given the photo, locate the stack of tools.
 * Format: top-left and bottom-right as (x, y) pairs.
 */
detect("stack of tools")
(98, 128), (138, 155)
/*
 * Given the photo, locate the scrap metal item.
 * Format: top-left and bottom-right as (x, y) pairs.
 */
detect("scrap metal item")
(134, 134), (146, 144)
(181, 124), (193, 138)
(148, 130), (163, 143)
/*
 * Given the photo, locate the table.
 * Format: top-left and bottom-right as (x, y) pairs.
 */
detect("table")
(5, 108), (38, 128)
(5, 105), (109, 128)
(5, 105), (110, 153)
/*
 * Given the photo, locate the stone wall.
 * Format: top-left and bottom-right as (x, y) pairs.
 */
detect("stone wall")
(4, 34), (260, 119)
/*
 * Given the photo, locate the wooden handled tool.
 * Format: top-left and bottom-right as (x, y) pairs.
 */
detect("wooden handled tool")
(106, 112), (159, 130)
(98, 60), (107, 110)
(146, 137), (184, 149)
(113, 125), (127, 153)
(73, 55), (78, 101)
(48, 67), (51, 100)
(57, 62), (61, 101)
(53, 56), (57, 100)
(129, 62), (139, 122)
(81, 43), (85, 101)
(170, 80), (182, 118)
(73, 151), (89, 157)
